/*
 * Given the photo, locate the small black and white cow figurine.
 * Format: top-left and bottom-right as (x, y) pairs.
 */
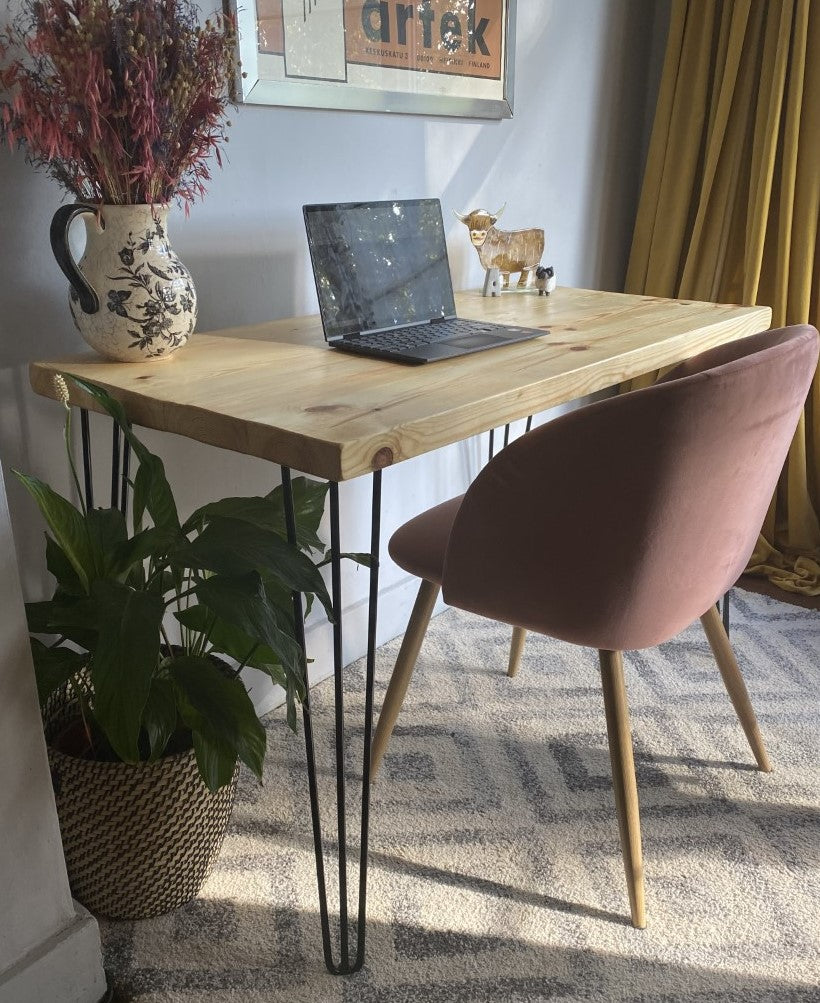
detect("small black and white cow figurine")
(535, 265), (556, 296)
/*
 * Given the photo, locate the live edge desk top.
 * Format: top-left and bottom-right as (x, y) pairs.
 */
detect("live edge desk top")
(30, 288), (772, 483)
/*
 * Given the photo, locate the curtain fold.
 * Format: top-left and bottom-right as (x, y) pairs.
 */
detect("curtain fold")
(625, 0), (820, 596)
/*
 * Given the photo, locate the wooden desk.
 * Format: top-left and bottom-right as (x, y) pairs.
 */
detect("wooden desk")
(31, 288), (771, 482)
(30, 287), (772, 973)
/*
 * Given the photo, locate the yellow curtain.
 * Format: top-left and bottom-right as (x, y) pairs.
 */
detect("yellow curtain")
(625, 0), (820, 597)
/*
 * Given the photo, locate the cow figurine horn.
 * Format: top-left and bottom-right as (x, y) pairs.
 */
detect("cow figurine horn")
(453, 208), (471, 223)
(492, 203), (506, 221)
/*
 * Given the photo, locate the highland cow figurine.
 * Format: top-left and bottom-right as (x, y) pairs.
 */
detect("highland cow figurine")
(455, 205), (544, 290)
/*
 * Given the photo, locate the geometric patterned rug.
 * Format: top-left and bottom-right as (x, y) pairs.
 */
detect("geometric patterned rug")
(101, 591), (820, 1001)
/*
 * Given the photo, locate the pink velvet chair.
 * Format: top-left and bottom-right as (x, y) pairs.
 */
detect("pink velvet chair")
(371, 324), (819, 928)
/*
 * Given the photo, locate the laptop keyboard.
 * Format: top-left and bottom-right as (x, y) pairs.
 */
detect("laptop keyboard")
(344, 318), (494, 351)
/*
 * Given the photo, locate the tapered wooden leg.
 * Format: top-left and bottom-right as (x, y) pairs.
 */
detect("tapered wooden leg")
(507, 627), (527, 677)
(700, 604), (772, 772)
(371, 579), (440, 780)
(599, 649), (646, 929)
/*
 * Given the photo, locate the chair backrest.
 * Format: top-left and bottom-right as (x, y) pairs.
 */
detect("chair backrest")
(441, 325), (819, 651)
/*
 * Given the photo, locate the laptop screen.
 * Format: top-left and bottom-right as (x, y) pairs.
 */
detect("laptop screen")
(303, 199), (457, 340)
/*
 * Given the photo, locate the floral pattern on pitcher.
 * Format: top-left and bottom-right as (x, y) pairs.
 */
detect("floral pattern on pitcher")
(99, 217), (197, 357)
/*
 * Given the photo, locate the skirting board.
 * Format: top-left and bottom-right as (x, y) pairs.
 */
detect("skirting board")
(245, 573), (448, 718)
(0, 902), (108, 1003)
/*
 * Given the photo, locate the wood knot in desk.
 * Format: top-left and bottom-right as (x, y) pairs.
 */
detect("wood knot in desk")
(371, 446), (394, 469)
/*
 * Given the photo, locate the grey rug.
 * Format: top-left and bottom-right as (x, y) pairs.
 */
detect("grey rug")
(102, 591), (820, 1001)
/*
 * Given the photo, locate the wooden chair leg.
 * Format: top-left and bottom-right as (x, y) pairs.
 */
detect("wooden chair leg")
(370, 579), (440, 780)
(599, 649), (646, 929)
(507, 626), (527, 677)
(700, 604), (772, 772)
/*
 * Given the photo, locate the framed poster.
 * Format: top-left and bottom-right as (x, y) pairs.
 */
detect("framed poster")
(228, 0), (516, 119)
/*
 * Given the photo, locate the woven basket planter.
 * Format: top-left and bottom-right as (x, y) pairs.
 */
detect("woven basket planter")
(45, 695), (239, 920)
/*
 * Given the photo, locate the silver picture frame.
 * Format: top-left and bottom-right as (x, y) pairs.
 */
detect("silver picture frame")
(227, 0), (516, 119)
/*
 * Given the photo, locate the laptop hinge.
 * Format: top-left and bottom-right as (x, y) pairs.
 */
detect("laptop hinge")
(342, 316), (453, 339)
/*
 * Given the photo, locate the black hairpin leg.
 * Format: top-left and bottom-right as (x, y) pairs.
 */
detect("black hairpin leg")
(77, 413), (131, 516)
(110, 421), (121, 505)
(120, 439), (131, 518)
(80, 409), (94, 510)
(488, 417), (534, 465)
(281, 466), (382, 975)
(108, 421), (131, 514)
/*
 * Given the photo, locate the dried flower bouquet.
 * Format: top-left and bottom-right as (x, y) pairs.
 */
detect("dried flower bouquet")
(0, 0), (236, 206)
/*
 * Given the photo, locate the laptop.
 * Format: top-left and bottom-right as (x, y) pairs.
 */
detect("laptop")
(303, 198), (547, 363)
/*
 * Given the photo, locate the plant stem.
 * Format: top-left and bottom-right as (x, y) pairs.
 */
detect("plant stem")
(167, 585), (197, 606)
(64, 408), (87, 516)
(197, 610), (217, 658)
(232, 643), (259, 677)
(160, 624), (173, 655)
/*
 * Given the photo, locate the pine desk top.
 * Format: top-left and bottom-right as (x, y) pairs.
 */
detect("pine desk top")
(30, 288), (772, 482)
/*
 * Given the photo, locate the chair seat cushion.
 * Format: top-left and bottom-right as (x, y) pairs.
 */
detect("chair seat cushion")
(388, 495), (463, 584)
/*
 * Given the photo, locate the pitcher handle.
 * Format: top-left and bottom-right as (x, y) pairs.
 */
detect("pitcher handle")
(50, 203), (101, 315)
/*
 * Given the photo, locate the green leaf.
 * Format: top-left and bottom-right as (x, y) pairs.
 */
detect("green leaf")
(45, 535), (84, 595)
(195, 572), (307, 690)
(252, 659), (289, 691)
(170, 654), (266, 787)
(187, 515), (333, 620)
(26, 595), (99, 649)
(133, 453), (179, 533)
(184, 495), (279, 536)
(316, 551), (372, 569)
(274, 476), (330, 550)
(63, 376), (131, 440)
(14, 473), (92, 592)
(193, 731), (237, 793)
(108, 525), (179, 579)
(63, 376), (179, 534)
(88, 580), (165, 763)
(185, 477), (329, 554)
(285, 674), (301, 733)
(174, 604), (285, 679)
(142, 676), (178, 761)
(26, 601), (54, 634)
(29, 638), (86, 705)
(144, 569), (177, 597)
(86, 507), (127, 577)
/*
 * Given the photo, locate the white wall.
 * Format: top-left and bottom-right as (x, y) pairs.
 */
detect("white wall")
(0, 464), (107, 1002)
(0, 1), (668, 705)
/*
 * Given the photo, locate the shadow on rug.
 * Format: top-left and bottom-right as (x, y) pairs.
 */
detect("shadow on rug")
(101, 592), (820, 1002)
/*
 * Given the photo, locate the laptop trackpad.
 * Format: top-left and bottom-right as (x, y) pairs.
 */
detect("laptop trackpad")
(444, 333), (507, 349)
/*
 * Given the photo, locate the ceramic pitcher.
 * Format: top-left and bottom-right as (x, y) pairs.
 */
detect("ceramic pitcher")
(50, 203), (197, 362)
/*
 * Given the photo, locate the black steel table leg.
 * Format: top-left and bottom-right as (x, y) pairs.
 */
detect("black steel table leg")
(281, 466), (381, 975)
(110, 422), (121, 508)
(80, 409), (94, 510)
(78, 413), (131, 517)
(489, 417), (534, 466)
(120, 439), (131, 518)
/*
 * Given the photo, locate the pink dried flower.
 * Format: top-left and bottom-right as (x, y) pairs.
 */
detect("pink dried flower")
(0, 0), (237, 207)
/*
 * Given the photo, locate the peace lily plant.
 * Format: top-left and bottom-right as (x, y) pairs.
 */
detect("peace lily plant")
(18, 375), (337, 791)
